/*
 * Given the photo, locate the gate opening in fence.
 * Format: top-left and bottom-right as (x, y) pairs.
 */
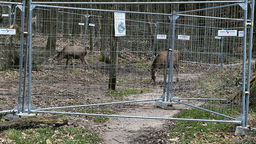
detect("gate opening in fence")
(0, 0), (254, 134)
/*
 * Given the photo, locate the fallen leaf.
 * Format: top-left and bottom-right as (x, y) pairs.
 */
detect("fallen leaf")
(54, 130), (60, 134)
(202, 123), (207, 126)
(21, 132), (27, 139)
(194, 133), (198, 138)
(51, 134), (56, 138)
(46, 139), (52, 144)
(169, 137), (179, 142)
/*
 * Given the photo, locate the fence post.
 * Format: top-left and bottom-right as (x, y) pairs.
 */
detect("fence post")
(83, 14), (90, 48)
(8, 4), (12, 26)
(245, 0), (255, 126)
(151, 21), (158, 58)
(241, 0), (248, 127)
(17, 0), (26, 113)
(22, 0), (31, 114)
(220, 35), (224, 67)
(161, 17), (172, 100)
(13, 6), (17, 25)
(27, 0), (34, 114)
(167, 11), (177, 102)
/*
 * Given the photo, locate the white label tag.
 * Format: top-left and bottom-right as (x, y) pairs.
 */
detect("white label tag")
(215, 36), (222, 39)
(89, 23), (95, 26)
(114, 12), (126, 37)
(238, 31), (244, 37)
(0, 29), (16, 35)
(218, 30), (237, 36)
(78, 23), (84, 26)
(157, 34), (167, 39)
(178, 35), (190, 40)
(2, 14), (9, 17)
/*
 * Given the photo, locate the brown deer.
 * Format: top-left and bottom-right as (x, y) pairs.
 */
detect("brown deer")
(8, 16), (37, 35)
(150, 49), (181, 84)
(5, 16), (37, 45)
(53, 45), (89, 68)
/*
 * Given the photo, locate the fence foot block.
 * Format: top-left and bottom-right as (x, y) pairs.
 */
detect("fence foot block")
(235, 126), (251, 136)
(156, 100), (175, 110)
(4, 112), (36, 121)
(235, 126), (256, 136)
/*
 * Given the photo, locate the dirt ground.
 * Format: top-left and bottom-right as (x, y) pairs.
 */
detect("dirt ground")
(95, 60), (251, 143)
(97, 89), (205, 144)
(0, 58), (230, 143)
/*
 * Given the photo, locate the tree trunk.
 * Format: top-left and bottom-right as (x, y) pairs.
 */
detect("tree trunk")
(63, 8), (69, 39)
(72, 9), (79, 39)
(99, 5), (110, 64)
(252, 7), (256, 57)
(46, 8), (57, 50)
(108, 38), (118, 90)
(146, 1), (154, 53)
(108, 12), (117, 90)
(89, 17), (95, 52)
(0, 115), (68, 131)
(42, 8), (50, 35)
(94, 9), (101, 48)
(249, 77), (256, 107)
(89, 0), (95, 51)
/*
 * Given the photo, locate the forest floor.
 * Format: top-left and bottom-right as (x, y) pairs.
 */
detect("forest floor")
(0, 50), (255, 143)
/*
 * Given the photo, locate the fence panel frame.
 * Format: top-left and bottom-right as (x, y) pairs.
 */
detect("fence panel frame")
(0, 0), (254, 132)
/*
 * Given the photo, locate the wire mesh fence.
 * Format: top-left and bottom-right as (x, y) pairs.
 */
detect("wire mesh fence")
(0, 0), (254, 129)
(0, 2), (24, 113)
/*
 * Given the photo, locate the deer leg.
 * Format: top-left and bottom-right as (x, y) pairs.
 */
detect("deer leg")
(72, 57), (75, 69)
(174, 65), (179, 82)
(176, 69), (179, 81)
(80, 56), (85, 65)
(65, 57), (69, 68)
(82, 56), (89, 69)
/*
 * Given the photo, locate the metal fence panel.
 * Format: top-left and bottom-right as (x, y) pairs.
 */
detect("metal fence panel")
(0, 1), (254, 128)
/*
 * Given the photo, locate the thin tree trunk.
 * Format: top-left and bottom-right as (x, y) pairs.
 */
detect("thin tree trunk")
(94, 3), (101, 49)
(63, 9), (69, 38)
(108, 12), (117, 90)
(42, 8), (50, 36)
(99, 5), (110, 64)
(46, 8), (57, 50)
(89, 0), (95, 51)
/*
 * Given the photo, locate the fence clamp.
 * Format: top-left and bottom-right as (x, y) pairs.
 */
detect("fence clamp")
(23, 32), (29, 36)
(245, 23), (252, 26)
(244, 91), (250, 95)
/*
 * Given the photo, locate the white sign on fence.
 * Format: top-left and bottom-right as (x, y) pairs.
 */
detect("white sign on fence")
(218, 30), (237, 36)
(114, 12), (126, 37)
(157, 34), (167, 39)
(178, 35), (190, 40)
(238, 31), (244, 37)
(0, 29), (16, 35)
(2, 14), (9, 17)
(78, 23), (84, 26)
(89, 23), (95, 27)
(215, 36), (222, 39)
